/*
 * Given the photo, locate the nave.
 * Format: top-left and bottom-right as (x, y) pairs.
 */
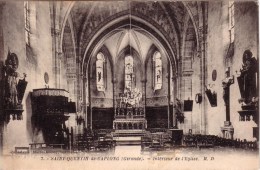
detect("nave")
(0, 2), (258, 169)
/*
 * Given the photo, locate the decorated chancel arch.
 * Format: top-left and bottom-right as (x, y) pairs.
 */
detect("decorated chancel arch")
(63, 2), (201, 129)
(81, 21), (178, 129)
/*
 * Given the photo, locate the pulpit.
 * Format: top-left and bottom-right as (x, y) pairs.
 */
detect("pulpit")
(31, 88), (75, 148)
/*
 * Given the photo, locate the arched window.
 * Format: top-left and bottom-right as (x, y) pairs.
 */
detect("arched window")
(125, 55), (134, 91)
(96, 53), (105, 91)
(229, 1), (235, 43)
(24, 1), (30, 46)
(153, 51), (162, 90)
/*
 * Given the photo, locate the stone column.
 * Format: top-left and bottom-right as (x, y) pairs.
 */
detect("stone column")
(50, 2), (62, 88)
(172, 75), (177, 128)
(112, 78), (117, 117)
(141, 79), (146, 117)
(58, 52), (67, 89)
(51, 26), (61, 88)
(82, 76), (87, 128)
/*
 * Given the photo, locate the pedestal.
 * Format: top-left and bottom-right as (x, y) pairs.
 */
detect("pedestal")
(221, 121), (234, 139)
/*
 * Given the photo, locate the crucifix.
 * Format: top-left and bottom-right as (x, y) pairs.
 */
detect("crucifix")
(222, 68), (234, 122)
(221, 67), (235, 139)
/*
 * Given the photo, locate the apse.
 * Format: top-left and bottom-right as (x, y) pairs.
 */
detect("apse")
(83, 25), (174, 130)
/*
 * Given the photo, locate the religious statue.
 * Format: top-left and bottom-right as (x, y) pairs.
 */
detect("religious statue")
(174, 98), (185, 124)
(237, 50), (258, 105)
(117, 88), (143, 116)
(121, 88), (142, 107)
(3, 51), (27, 111)
(4, 52), (19, 108)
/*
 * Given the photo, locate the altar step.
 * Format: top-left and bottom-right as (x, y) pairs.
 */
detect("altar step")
(113, 136), (142, 145)
(113, 130), (146, 137)
(112, 130), (146, 145)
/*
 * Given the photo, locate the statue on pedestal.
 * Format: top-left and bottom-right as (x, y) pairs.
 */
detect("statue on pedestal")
(237, 50), (258, 106)
(4, 52), (19, 108)
(237, 50), (258, 125)
(2, 51), (27, 120)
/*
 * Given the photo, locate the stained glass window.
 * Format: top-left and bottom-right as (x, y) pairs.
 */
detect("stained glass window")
(96, 53), (105, 91)
(153, 51), (162, 90)
(125, 55), (134, 91)
(24, 1), (30, 46)
(229, 1), (235, 43)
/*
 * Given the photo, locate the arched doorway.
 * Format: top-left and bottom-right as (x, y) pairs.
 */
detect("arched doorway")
(82, 15), (178, 130)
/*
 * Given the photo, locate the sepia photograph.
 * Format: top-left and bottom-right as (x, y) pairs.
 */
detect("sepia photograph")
(0, 1), (259, 169)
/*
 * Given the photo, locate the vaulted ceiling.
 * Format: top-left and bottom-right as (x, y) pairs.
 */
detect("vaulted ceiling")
(102, 28), (154, 63)
(60, 1), (203, 74)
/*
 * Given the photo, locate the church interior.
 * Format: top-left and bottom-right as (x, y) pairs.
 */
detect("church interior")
(0, 1), (259, 156)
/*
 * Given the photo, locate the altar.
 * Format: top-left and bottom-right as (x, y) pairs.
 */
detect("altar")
(113, 88), (147, 130)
